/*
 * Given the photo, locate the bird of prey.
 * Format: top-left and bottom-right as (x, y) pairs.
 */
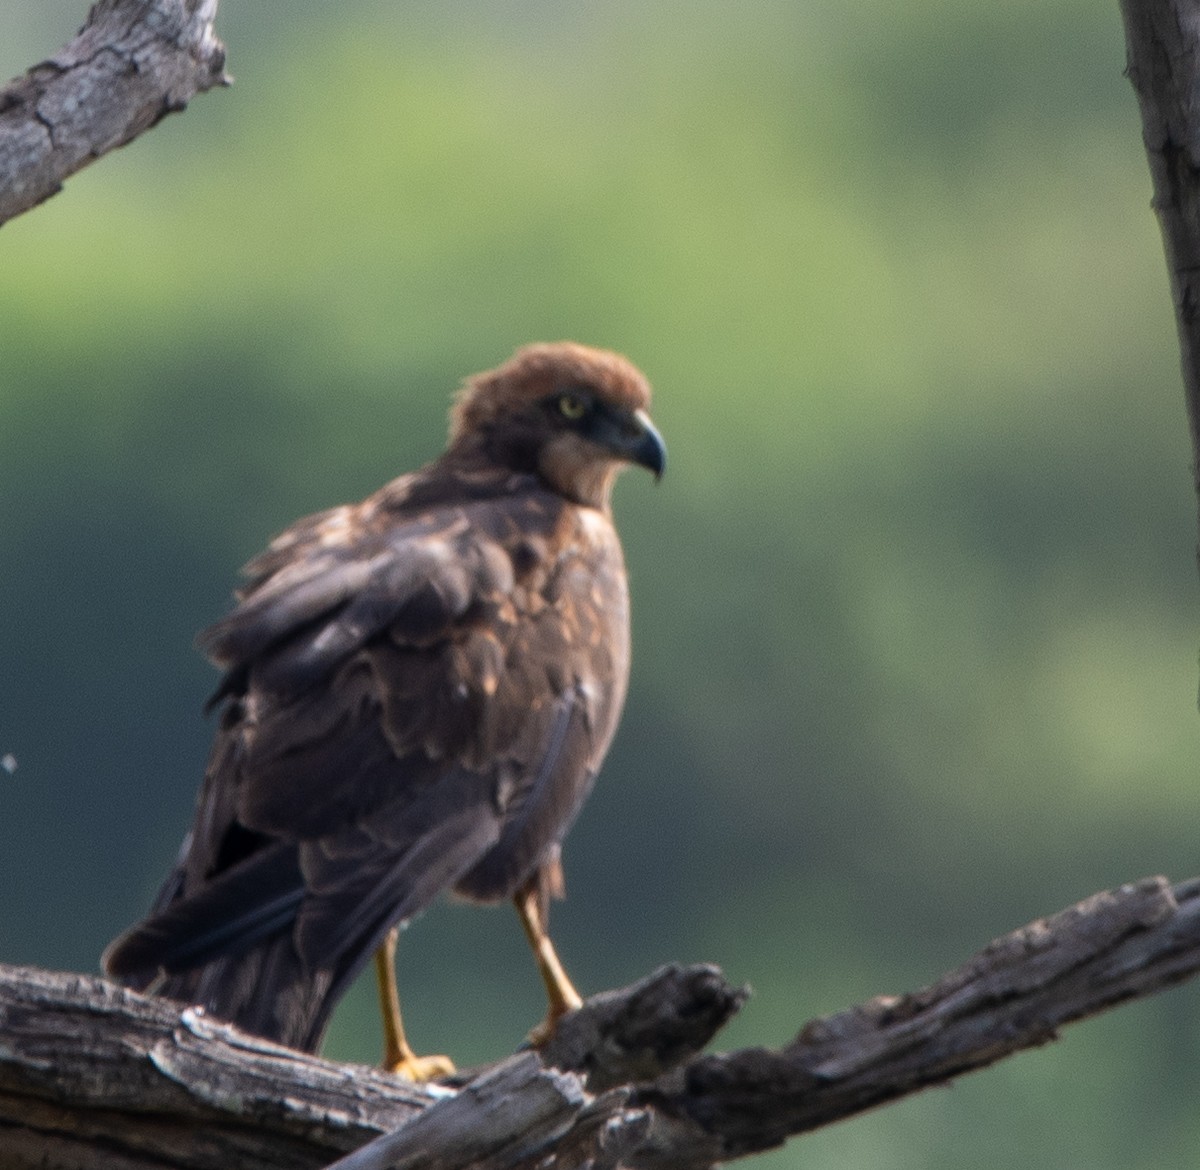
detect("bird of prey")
(103, 342), (664, 1079)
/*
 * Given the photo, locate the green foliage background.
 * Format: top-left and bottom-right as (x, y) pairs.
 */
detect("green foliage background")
(3, 3), (1199, 1166)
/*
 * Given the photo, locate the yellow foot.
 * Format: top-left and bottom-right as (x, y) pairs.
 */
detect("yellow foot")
(525, 995), (584, 1048)
(525, 1018), (556, 1048)
(384, 1051), (456, 1082)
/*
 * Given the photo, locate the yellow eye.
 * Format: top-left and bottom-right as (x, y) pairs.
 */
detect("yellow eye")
(558, 393), (586, 420)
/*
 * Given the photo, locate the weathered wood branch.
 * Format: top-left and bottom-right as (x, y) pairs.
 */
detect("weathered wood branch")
(0, 0), (227, 226)
(633, 875), (1200, 1167)
(2, 876), (1199, 1169)
(1121, 0), (1200, 527)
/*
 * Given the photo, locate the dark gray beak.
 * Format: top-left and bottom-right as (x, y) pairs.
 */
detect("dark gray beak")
(624, 408), (667, 480)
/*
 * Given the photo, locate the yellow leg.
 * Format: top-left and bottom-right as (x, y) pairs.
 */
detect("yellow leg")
(374, 926), (455, 1081)
(514, 877), (583, 1045)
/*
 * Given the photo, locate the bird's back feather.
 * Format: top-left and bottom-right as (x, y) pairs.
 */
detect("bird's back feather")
(103, 343), (651, 1053)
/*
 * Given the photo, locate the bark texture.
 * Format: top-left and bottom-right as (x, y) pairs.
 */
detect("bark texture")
(1121, 0), (1200, 512)
(2, 876), (1199, 1169)
(0, 0), (227, 225)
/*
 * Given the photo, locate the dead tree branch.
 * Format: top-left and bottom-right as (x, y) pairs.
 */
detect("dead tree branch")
(1121, 0), (1200, 526)
(2, 875), (1199, 1169)
(0, 0), (227, 226)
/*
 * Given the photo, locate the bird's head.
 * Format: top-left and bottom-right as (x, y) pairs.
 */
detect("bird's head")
(449, 341), (666, 509)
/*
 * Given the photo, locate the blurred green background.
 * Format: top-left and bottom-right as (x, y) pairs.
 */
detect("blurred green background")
(3, 1), (1199, 1166)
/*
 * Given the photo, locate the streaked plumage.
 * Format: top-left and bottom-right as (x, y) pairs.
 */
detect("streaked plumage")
(103, 342), (663, 1059)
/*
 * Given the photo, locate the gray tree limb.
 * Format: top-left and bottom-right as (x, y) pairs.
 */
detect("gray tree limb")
(1121, 0), (1200, 524)
(2, 876), (1199, 1170)
(0, 0), (227, 226)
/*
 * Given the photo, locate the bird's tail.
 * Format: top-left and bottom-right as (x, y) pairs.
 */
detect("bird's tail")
(104, 771), (507, 1053)
(102, 841), (365, 1054)
(136, 933), (339, 1052)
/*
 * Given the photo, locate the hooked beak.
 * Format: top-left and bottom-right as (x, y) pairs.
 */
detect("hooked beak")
(621, 408), (667, 480)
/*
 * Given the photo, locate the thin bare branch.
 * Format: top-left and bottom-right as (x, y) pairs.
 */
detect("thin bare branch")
(1120, 0), (1200, 530)
(0, 0), (227, 225)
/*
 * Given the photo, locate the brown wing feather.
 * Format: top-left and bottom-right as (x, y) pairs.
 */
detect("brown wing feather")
(104, 342), (658, 1053)
(104, 466), (632, 1052)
